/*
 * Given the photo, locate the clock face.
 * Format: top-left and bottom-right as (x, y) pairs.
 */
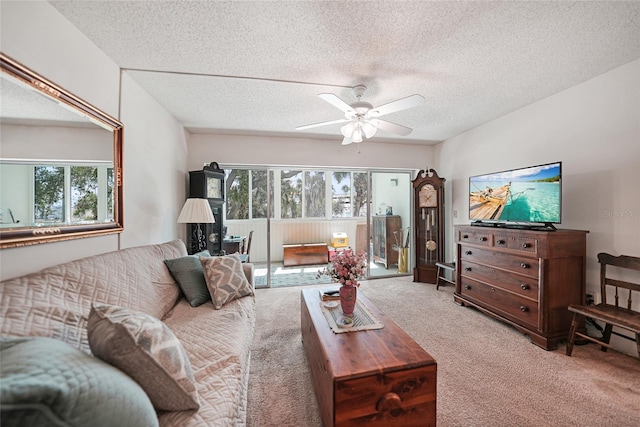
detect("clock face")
(419, 184), (438, 207)
(206, 176), (222, 199)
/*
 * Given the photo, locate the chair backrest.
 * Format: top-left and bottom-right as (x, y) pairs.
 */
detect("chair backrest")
(243, 231), (254, 260)
(598, 252), (640, 309)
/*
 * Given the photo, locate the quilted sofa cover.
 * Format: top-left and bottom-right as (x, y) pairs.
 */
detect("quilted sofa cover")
(0, 240), (256, 426)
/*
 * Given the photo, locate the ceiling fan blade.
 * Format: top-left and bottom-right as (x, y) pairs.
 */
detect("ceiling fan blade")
(370, 94), (425, 117)
(318, 93), (354, 113)
(341, 135), (353, 145)
(295, 118), (350, 131)
(369, 119), (413, 136)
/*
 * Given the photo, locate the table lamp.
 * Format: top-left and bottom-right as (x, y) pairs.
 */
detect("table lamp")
(177, 198), (215, 253)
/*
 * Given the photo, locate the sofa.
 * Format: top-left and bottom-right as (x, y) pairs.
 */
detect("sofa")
(0, 239), (256, 426)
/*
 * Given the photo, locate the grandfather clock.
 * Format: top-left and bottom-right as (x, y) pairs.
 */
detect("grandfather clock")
(188, 162), (225, 255)
(413, 168), (445, 284)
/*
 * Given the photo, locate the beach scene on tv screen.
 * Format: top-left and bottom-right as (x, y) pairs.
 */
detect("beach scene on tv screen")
(469, 163), (561, 223)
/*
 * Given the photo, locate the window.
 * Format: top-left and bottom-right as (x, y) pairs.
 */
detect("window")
(281, 170), (302, 219)
(251, 170), (273, 219)
(352, 172), (368, 217)
(34, 166), (64, 223)
(332, 171), (351, 218)
(223, 167), (369, 221)
(33, 164), (112, 224)
(226, 169), (249, 219)
(304, 171), (325, 218)
(71, 166), (98, 221)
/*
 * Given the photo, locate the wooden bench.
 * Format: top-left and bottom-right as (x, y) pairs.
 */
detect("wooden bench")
(566, 252), (640, 357)
(283, 243), (328, 267)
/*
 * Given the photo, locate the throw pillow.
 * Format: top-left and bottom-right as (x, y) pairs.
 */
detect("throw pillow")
(165, 250), (211, 306)
(200, 254), (254, 309)
(87, 303), (200, 411)
(0, 337), (159, 427)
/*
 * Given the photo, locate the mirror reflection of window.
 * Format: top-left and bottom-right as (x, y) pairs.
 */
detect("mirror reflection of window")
(34, 166), (65, 223)
(1, 53), (123, 248)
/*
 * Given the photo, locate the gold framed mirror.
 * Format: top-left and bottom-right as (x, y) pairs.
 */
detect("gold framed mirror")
(0, 53), (123, 248)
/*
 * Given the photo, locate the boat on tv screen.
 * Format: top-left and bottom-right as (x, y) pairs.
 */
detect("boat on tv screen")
(469, 162), (561, 224)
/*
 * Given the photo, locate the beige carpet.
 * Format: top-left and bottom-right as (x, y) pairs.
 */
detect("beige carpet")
(247, 276), (640, 426)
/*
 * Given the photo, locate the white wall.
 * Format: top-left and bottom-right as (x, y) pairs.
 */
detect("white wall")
(187, 133), (433, 171)
(0, 1), (187, 280)
(119, 72), (188, 249)
(437, 59), (640, 356)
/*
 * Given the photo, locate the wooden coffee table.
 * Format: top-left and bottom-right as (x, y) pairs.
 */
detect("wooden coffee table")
(301, 288), (437, 426)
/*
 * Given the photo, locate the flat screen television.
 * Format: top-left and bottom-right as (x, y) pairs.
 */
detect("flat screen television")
(468, 161), (561, 230)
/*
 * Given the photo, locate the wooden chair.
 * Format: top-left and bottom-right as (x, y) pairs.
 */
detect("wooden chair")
(242, 230), (254, 263)
(566, 253), (640, 357)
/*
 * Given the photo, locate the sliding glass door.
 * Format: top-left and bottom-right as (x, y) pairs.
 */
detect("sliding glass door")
(222, 165), (413, 288)
(368, 171), (412, 278)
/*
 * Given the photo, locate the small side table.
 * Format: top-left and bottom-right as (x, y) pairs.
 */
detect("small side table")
(435, 262), (456, 290)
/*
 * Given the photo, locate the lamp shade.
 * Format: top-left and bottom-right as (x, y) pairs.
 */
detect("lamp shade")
(177, 198), (215, 224)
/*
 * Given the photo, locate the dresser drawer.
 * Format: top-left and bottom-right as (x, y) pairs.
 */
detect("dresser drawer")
(335, 365), (436, 426)
(460, 247), (539, 278)
(494, 234), (538, 254)
(460, 277), (539, 328)
(458, 230), (493, 247)
(460, 260), (539, 299)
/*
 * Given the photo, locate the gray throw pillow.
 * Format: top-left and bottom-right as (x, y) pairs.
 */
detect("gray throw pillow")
(200, 254), (254, 309)
(87, 303), (200, 411)
(0, 336), (158, 427)
(164, 250), (211, 306)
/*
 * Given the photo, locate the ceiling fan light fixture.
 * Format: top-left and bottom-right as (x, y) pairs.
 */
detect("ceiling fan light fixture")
(352, 128), (363, 143)
(341, 122), (354, 137)
(362, 122), (377, 138)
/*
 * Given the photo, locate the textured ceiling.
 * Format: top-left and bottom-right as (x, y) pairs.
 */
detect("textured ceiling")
(49, 1), (640, 145)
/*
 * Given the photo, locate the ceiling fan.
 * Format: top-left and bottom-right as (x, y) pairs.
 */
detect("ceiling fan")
(296, 85), (425, 145)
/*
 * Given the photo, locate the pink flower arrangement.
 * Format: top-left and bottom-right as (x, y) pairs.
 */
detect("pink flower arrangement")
(317, 250), (367, 287)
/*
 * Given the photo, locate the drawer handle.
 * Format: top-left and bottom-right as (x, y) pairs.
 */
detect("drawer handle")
(464, 285), (471, 290)
(465, 250), (472, 255)
(520, 263), (529, 269)
(462, 234), (469, 239)
(520, 283), (529, 290)
(522, 242), (530, 248)
(496, 239), (505, 245)
(464, 267), (472, 272)
(520, 306), (529, 312)
(479, 236), (487, 242)
(376, 392), (402, 413)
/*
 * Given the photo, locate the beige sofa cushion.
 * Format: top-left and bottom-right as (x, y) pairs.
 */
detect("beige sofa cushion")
(0, 240), (186, 353)
(159, 295), (256, 426)
(88, 303), (199, 411)
(200, 255), (254, 309)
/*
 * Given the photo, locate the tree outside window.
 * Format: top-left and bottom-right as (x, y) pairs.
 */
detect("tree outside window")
(304, 171), (325, 218)
(281, 170), (302, 219)
(71, 166), (98, 221)
(353, 172), (369, 217)
(332, 172), (351, 218)
(34, 166), (64, 223)
(251, 170), (273, 219)
(222, 168), (370, 221)
(226, 169), (249, 220)
(34, 164), (111, 224)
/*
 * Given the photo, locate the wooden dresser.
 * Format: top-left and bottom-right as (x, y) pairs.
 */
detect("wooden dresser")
(454, 225), (588, 350)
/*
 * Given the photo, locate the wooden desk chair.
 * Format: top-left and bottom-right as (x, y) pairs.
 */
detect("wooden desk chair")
(566, 253), (640, 357)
